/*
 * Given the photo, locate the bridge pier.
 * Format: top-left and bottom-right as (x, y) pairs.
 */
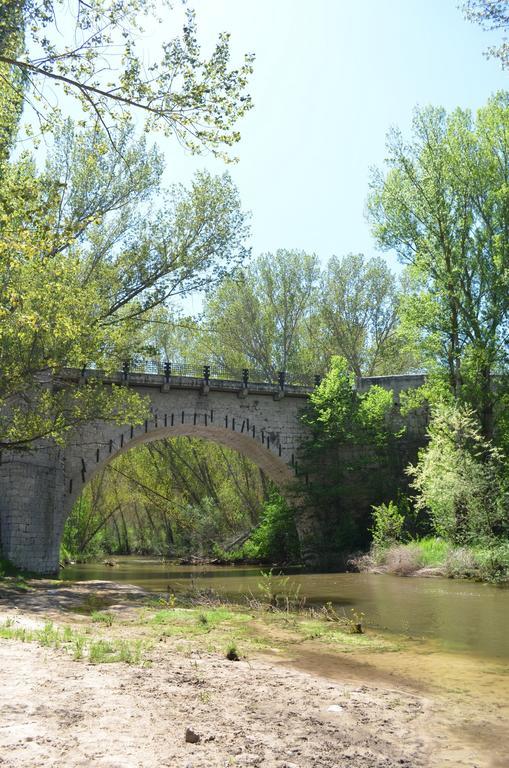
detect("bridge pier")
(0, 446), (65, 574)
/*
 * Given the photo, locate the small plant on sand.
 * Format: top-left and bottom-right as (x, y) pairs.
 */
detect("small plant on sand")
(39, 622), (60, 648)
(317, 603), (365, 634)
(256, 569), (306, 612)
(91, 611), (114, 626)
(73, 635), (85, 660)
(89, 639), (116, 663)
(225, 640), (240, 661)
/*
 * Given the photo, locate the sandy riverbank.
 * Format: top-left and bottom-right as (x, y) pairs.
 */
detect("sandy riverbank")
(0, 581), (506, 768)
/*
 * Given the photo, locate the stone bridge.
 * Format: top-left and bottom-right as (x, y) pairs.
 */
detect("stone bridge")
(0, 368), (425, 574)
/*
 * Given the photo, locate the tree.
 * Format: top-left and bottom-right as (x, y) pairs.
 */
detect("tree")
(203, 250), (320, 381)
(298, 355), (398, 557)
(0, 1), (254, 159)
(63, 436), (269, 558)
(319, 253), (409, 377)
(463, 1), (509, 69)
(0, 122), (249, 449)
(302, 355), (395, 449)
(368, 93), (509, 439)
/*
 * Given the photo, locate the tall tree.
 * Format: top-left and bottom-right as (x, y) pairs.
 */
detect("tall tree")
(0, 122), (249, 449)
(203, 250), (320, 381)
(319, 253), (408, 377)
(368, 93), (509, 438)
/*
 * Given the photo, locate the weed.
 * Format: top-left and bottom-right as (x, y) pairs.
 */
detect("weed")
(89, 639), (116, 663)
(73, 635), (85, 660)
(225, 641), (240, 661)
(39, 622), (59, 647)
(256, 569), (306, 612)
(91, 611), (114, 626)
(118, 640), (142, 664)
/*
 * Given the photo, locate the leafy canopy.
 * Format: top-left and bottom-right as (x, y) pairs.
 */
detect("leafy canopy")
(0, 0), (254, 159)
(303, 355), (395, 448)
(0, 121), (249, 449)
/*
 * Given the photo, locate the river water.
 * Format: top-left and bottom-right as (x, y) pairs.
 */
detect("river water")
(60, 557), (509, 661)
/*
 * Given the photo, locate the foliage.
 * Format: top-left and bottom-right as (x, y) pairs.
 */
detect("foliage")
(369, 93), (509, 439)
(0, 122), (249, 449)
(62, 436), (270, 560)
(303, 356), (395, 447)
(463, 1), (509, 69)
(408, 402), (509, 544)
(0, 1), (254, 160)
(319, 253), (411, 376)
(203, 250), (319, 381)
(240, 492), (300, 564)
(371, 537), (509, 582)
(297, 355), (400, 559)
(370, 501), (405, 549)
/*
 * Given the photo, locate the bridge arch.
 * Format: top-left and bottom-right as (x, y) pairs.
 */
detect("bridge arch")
(64, 419), (297, 521)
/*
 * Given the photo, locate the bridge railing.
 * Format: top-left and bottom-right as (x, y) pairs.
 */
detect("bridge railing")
(118, 359), (322, 388)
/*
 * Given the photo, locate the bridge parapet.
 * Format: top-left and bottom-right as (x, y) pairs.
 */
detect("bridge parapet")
(58, 368), (314, 398)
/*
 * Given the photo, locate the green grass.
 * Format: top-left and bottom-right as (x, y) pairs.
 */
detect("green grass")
(0, 619), (145, 664)
(413, 537), (451, 566)
(298, 619), (401, 652)
(91, 611), (114, 626)
(88, 638), (143, 664)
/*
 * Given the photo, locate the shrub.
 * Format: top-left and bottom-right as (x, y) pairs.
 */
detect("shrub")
(371, 501), (405, 549)
(240, 491), (300, 563)
(444, 547), (478, 579)
(225, 641), (240, 661)
(472, 541), (509, 583)
(383, 544), (423, 576)
(408, 403), (509, 544)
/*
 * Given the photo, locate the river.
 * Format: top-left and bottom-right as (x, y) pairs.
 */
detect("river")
(61, 556), (509, 661)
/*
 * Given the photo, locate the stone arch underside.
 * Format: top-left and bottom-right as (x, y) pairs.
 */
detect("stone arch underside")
(64, 422), (297, 520)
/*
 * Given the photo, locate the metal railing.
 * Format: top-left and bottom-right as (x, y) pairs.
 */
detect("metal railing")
(116, 359), (322, 388)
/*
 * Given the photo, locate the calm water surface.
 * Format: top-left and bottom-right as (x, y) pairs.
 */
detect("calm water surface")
(61, 557), (509, 661)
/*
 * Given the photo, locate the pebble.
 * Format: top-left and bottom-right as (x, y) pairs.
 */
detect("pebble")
(185, 728), (200, 744)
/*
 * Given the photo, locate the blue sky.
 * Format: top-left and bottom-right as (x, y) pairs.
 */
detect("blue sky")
(146, 0), (508, 280)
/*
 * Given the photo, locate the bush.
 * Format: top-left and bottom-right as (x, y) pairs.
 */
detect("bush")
(371, 501), (405, 549)
(444, 547), (479, 579)
(382, 544), (423, 576)
(240, 492), (300, 563)
(408, 403), (509, 544)
(472, 541), (509, 583)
